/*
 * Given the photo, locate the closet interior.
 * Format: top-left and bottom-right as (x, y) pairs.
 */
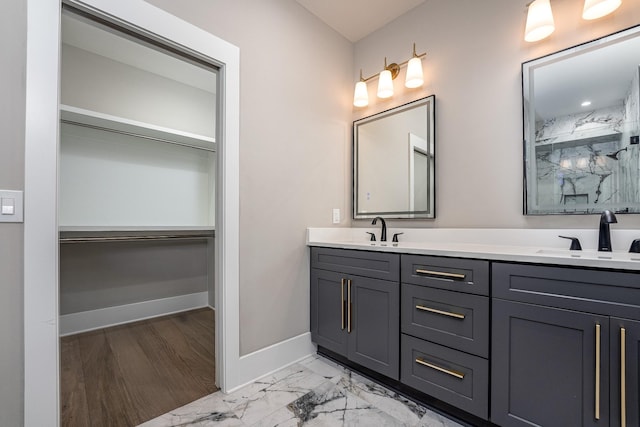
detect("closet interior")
(58, 8), (219, 424)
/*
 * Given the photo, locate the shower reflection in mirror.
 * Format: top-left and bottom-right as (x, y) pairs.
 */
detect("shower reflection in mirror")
(523, 25), (640, 215)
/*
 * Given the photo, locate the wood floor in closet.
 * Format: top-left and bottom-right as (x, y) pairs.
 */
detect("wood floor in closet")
(60, 307), (217, 426)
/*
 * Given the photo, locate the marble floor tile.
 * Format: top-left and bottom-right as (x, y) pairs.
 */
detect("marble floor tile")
(139, 355), (465, 427)
(138, 392), (244, 427)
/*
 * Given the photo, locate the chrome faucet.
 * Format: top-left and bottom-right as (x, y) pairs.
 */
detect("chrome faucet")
(372, 216), (387, 242)
(598, 209), (617, 252)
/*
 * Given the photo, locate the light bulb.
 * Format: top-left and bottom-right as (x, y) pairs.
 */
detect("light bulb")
(524, 0), (555, 42)
(353, 80), (369, 107)
(582, 0), (622, 20)
(405, 57), (424, 88)
(377, 69), (394, 98)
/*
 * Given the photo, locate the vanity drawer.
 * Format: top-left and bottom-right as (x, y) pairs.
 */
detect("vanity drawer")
(401, 334), (488, 419)
(311, 247), (399, 281)
(401, 284), (489, 357)
(493, 262), (640, 320)
(401, 255), (489, 296)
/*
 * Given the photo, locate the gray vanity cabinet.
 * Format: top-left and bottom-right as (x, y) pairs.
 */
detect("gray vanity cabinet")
(610, 318), (640, 427)
(492, 299), (610, 427)
(491, 262), (640, 427)
(310, 247), (400, 379)
(400, 255), (490, 419)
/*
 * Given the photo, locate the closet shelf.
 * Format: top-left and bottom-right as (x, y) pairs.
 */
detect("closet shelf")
(60, 104), (216, 151)
(59, 226), (215, 243)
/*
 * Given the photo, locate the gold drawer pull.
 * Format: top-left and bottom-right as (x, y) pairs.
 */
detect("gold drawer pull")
(416, 305), (465, 319)
(415, 358), (465, 379)
(595, 323), (601, 420)
(347, 279), (352, 334)
(415, 269), (466, 280)
(621, 327), (626, 427)
(341, 279), (345, 331)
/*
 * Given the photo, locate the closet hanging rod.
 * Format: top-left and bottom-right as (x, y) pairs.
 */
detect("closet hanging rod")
(61, 119), (215, 152)
(59, 234), (214, 244)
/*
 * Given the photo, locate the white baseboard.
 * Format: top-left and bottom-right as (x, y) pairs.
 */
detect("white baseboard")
(228, 332), (317, 393)
(59, 291), (209, 336)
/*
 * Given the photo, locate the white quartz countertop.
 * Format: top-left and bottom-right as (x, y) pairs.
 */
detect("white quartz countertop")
(307, 227), (640, 271)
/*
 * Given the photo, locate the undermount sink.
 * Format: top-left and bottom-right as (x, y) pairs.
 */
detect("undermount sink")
(536, 248), (640, 261)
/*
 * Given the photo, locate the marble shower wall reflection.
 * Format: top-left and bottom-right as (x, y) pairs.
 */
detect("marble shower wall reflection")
(533, 68), (640, 214)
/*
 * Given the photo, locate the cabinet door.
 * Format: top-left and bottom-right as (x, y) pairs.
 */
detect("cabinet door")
(310, 269), (347, 357)
(347, 275), (399, 380)
(492, 299), (610, 427)
(610, 318), (640, 427)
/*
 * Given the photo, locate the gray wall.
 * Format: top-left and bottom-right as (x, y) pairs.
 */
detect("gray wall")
(0, 0), (25, 425)
(353, 0), (640, 230)
(60, 240), (209, 314)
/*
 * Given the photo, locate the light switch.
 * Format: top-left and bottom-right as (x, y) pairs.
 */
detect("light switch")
(332, 208), (340, 224)
(1, 198), (15, 215)
(0, 190), (23, 223)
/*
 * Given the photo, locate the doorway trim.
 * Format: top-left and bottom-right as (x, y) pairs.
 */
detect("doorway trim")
(24, 0), (240, 425)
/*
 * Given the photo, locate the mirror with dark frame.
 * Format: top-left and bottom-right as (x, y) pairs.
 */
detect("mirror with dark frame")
(523, 25), (640, 215)
(353, 96), (435, 219)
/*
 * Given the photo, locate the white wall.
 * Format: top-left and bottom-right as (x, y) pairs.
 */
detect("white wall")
(59, 123), (216, 227)
(62, 44), (216, 138)
(144, 0), (354, 355)
(353, 0), (640, 230)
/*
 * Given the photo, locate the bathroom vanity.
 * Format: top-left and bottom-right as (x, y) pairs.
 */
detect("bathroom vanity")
(308, 228), (640, 427)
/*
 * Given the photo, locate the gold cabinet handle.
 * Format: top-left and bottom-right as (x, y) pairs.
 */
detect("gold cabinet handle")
(415, 269), (466, 280)
(621, 327), (626, 427)
(595, 323), (601, 420)
(415, 358), (465, 379)
(347, 279), (352, 333)
(416, 305), (465, 319)
(340, 279), (345, 330)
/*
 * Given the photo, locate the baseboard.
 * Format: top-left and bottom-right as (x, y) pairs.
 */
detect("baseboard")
(228, 332), (317, 393)
(59, 291), (209, 336)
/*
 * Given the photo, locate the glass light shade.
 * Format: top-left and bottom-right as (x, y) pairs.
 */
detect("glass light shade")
(524, 0), (555, 42)
(582, 0), (622, 19)
(405, 57), (424, 88)
(377, 69), (394, 98)
(353, 81), (369, 107)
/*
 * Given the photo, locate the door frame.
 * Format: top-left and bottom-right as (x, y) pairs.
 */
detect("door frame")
(24, 0), (240, 425)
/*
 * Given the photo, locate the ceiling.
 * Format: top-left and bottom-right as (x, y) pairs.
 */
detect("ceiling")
(295, 0), (426, 42)
(532, 32), (640, 121)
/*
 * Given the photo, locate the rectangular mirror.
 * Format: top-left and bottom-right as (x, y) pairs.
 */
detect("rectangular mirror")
(523, 25), (640, 215)
(353, 96), (435, 219)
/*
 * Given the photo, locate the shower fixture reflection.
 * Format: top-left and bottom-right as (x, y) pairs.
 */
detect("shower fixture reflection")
(607, 147), (628, 160)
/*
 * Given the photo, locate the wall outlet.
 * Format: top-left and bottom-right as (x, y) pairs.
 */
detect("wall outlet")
(332, 208), (340, 224)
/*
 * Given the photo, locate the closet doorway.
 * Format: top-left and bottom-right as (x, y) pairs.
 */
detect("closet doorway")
(58, 7), (219, 425)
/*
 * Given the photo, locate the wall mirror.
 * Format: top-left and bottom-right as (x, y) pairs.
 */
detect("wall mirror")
(523, 25), (640, 215)
(354, 95), (435, 219)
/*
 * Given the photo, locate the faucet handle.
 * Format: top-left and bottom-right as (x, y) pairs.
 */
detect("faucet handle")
(392, 232), (404, 243)
(559, 235), (582, 251)
(366, 232), (376, 242)
(629, 239), (640, 253)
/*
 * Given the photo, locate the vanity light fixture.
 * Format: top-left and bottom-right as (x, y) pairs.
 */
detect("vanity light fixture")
(377, 58), (396, 99)
(524, 0), (555, 42)
(525, 0), (622, 42)
(583, 0), (622, 19)
(353, 70), (369, 107)
(353, 43), (426, 107)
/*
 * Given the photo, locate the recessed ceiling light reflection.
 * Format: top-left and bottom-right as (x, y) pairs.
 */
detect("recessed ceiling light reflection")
(581, 101), (592, 107)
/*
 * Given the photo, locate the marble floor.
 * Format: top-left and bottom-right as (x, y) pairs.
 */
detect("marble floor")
(138, 354), (465, 427)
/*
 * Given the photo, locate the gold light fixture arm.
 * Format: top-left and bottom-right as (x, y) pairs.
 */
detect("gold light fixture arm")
(359, 46), (426, 83)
